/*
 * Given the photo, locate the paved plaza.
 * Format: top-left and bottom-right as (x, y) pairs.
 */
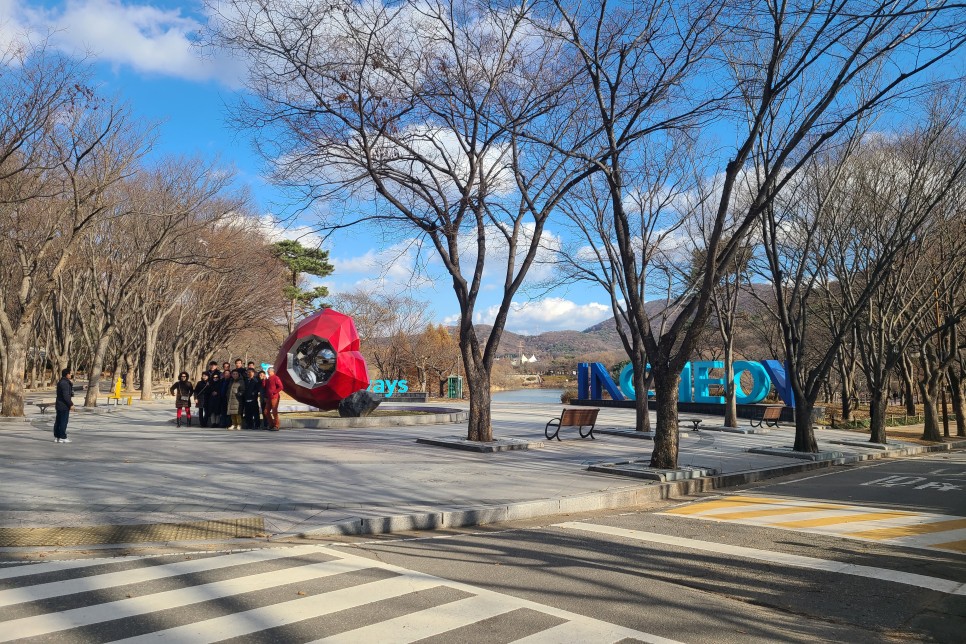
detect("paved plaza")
(0, 399), (954, 548)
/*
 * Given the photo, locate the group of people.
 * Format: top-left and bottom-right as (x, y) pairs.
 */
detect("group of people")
(169, 359), (284, 431)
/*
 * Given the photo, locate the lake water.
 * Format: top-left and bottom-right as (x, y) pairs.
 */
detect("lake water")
(491, 388), (565, 404)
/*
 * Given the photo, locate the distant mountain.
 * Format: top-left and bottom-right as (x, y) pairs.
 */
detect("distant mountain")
(471, 283), (779, 361)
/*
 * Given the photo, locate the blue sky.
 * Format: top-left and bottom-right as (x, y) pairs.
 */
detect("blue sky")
(0, 0), (616, 335)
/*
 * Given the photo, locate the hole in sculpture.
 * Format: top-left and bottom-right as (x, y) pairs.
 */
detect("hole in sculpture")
(288, 336), (338, 388)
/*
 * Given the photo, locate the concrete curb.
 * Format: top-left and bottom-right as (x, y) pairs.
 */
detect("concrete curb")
(283, 408), (467, 429)
(297, 441), (953, 538)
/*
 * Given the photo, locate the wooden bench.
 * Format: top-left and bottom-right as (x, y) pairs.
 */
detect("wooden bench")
(750, 406), (783, 428)
(35, 402), (55, 414)
(545, 408), (600, 441)
(107, 395), (132, 406)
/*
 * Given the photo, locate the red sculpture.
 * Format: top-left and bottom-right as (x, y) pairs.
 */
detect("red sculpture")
(274, 309), (370, 410)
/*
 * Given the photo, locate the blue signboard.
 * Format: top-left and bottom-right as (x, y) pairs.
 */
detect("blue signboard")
(580, 361), (794, 407)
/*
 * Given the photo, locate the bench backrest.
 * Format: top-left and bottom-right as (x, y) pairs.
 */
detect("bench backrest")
(763, 406), (783, 419)
(560, 408), (599, 426)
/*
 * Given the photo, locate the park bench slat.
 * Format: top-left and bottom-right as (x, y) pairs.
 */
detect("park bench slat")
(545, 407), (600, 441)
(750, 406), (783, 428)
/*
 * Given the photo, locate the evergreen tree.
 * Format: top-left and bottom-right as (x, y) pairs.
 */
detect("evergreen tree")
(271, 240), (334, 333)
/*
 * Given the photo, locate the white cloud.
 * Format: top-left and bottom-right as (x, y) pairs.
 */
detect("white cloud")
(474, 297), (612, 335)
(330, 239), (435, 294)
(0, 0), (243, 84)
(254, 214), (324, 248)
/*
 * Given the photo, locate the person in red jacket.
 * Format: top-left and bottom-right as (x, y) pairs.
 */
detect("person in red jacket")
(264, 367), (284, 431)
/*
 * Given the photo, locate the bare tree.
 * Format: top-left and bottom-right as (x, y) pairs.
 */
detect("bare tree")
(207, 0), (592, 441)
(0, 44), (149, 416)
(545, 0), (966, 465)
(761, 107), (966, 449)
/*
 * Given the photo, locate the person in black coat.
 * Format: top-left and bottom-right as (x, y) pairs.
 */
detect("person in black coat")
(206, 372), (223, 428)
(219, 368), (233, 427)
(241, 367), (263, 429)
(53, 368), (74, 443)
(169, 372), (194, 427)
(194, 372), (213, 427)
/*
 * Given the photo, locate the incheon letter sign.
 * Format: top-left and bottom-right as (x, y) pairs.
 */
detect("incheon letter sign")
(578, 360), (795, 407)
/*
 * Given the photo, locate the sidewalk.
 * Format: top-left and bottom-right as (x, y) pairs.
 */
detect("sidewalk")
(0, 399), (959, 550)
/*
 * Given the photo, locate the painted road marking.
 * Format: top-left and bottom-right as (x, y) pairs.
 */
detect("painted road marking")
(0, 545), (674, 644)
(555, 521), (966, 595)
(0, 558), (368, 641)
(0, 544), (326, 609)
(661, 495), (966, 553)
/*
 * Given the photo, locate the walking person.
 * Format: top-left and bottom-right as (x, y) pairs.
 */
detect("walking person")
(264, 366), (284, 431)
(194, 372), (212, 427)
(169, 372), (195, 427)
(220, 368), (233, 427)
(206, 371), (223, 428)
(53, 368), (74, 443)
(226, 369), (244, 430)
(242, 367), (262, 429)
(257, 370), (270, 429)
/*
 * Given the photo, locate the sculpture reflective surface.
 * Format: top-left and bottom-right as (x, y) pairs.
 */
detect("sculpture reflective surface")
(274, 309), (369, 410)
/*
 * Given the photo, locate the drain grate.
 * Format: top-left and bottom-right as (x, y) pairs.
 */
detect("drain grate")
(0, 517), (265, 547)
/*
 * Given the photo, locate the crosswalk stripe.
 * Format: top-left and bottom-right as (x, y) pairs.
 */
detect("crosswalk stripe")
(307, 594), (514, 643)
(0, 545), (323, 608)
(555, 521), (966, 596)
(0, 557), (370, 642)
(112, 574), (444, 643)
(771, 511), (912, 528)
(847, 518), (966, 540)
(322, 548), (679, 644)
(931, 539), (966, 553)
(0, 545), (677, 644)
(663, 496), (800, 515)
(0, 555), (158, 581)
(661, 496), (966, 552)
(706, 505), (852, 520)
(511, 618), (658, 643)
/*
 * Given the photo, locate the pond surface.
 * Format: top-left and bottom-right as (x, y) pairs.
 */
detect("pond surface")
(491, 388), (565, 404)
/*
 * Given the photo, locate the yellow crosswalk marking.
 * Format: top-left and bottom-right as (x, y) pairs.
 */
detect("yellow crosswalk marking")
(931, 540), (966, 553)
(664, 496), (795, 515)
(847, 518), (966, 540)
(708, 505), (850, 521)
(661, 495), (966, 553)
(771, 512), (913, 528)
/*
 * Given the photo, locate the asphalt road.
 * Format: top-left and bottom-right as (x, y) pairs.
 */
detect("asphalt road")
(740, 451), (966, 515)
(2, 452), (964, 643)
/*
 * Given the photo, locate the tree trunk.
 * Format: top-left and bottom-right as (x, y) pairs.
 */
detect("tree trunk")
(723, 342), (737, 428)
(84, 334), (111, 407)
(0, 333), (29, 417)
(793, 399), (818, 452)
(141, 325), (160, 401)
(949, 368), (965, 438)
(868, 388), (888, 444)
(632, 363), (651, 433)
(464, 362), (492, 442)
(900, 358), (916, 415)
(650, 368), (680, 469)
(840, 369), (854, 423)
(920, 379), (942, 442)
(941, 373), (951, 438)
